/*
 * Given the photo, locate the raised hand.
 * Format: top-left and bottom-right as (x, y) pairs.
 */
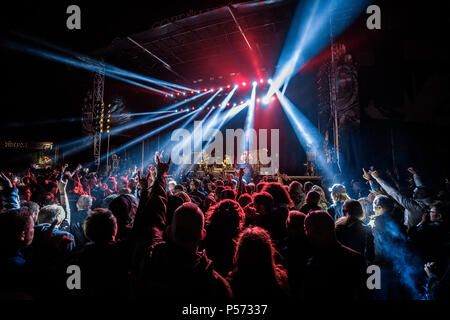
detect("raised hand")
(236, 167), (246, 179)
(0, 172), (13, 189)
(137, 169), (152, 191)
(362, 168), (371, 181)
(57, 178), (68, 193)
(408, 167), (417, 175)
(424, 262), (438, 277)
(156, 155), (171, 176)
(369, 170), (379, 179)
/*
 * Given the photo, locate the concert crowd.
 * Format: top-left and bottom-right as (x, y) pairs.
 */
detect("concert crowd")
(0, 157), (449, 301)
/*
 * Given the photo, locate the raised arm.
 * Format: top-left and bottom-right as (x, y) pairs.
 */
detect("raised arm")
(132, 156), (171, 243)
(0, 172), (20, 210)
(408, 167), (424, 187)
(57, 178), (71, 228)
(235, 167), (246, 199)
(362, 168), (377, 192)
(369, 170), (424, 224)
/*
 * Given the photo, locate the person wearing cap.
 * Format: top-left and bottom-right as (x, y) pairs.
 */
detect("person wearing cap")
(327, 184), (350, 220)
(363, 167), (435, 229)
(167, 180), (177, 196)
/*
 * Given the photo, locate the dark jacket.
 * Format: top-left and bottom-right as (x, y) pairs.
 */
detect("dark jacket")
(201, 236), (236, 278)
(139, 241), (232, 299)
(261, 205), (289, 244)
(408, 221), (450, 263)
(328, 201), (344, 220)
(299, 203), (321, 215)
(227, 270), (289, 299)
(65, 241), (132, 298)
(132, 172), (232, 300)
(1, 186), (20, 210)
(0, 247), (34, 299)
(302, 244), (367, 300)
(70, 209), (90, 247)
(27, 224), (75, 298)
(335, 219), (375, 263)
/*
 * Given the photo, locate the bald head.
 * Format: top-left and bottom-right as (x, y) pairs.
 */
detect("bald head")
(170, 202), (205, 247)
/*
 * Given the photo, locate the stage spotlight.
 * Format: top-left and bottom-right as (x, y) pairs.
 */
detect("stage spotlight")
(268, 79), (272, 84)
(175, 110), (178, 113)
(182, 92), (186, 96)
(203, 88), (208, 92)
(252, 81), (257, 86)
(227, 85), (231, 89)
(170, 94), (174, 97)
(256, 98), (261, 103)
(262, 97), (270, 105)
(191, 107), (195, 110)
(234, 84), (239, 89)
(240, 100), (244, 104)
(207, 107), (210, 110)
(271, 96), (276, 101)
(259, 78), (264, 84)
(233, 103), (237, 107)
(242, 82), (247, 86)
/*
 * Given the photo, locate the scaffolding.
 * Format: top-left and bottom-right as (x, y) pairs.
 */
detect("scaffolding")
(92, 69), (105, 170)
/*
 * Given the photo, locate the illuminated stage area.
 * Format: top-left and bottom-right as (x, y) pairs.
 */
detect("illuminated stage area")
(1, 0), (450, 305)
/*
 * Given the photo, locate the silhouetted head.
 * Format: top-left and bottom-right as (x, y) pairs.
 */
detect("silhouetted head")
(83, 208), (117, 243)
(108, 194), (138, 229)
(169, 202), (205, 250)
(286, 210), (306, 238)
(304, 181), (313, 193)
(206, 199), (244, 240)
(233, 226), (278, 277)
(262, 182), (293, 207)
(252, 191), (274, 215)
(305, 190), (321, 206)
(238, 193), (253, 208)
(373, 195), (394, 216)
(304, 210), (336, 247)
(0, 208), (35, 249)
(342, 199), (364, 221)
(220, 188), (236, 201)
